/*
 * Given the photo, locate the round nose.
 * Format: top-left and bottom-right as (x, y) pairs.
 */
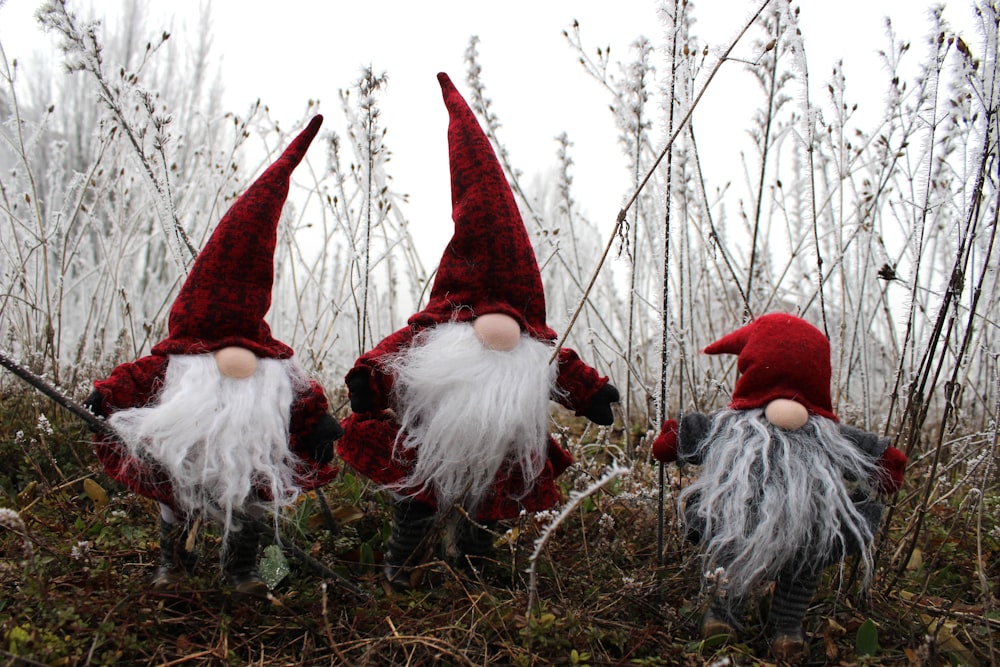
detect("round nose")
(764, 398), (809, 430)
(213, 346), (258, 379)
(473, 313), (522, 351)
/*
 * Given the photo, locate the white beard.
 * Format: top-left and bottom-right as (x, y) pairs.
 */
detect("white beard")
(109, 354), (305, 532)
(680, 409), (878, 599)
(387, 321), (558, 512)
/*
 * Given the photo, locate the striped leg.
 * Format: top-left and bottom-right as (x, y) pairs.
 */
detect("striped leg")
(769, 568), (818, 662)
(150, 512), (197, 590)
(383, 498), (436, 589)
(224, 521), (267, 598)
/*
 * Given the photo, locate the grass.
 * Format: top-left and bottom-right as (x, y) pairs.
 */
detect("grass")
(0, 392), (996, 666)
(1, 1), (998, 664)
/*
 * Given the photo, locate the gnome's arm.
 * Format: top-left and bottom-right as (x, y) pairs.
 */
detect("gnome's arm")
(86, 355), (170, 418)
(552, 347), (619, 425)
(652, 412), (713, 464)
(345, 326), (415, 413)
(289, 380), (344, 465)
(839, 424), (907, 495)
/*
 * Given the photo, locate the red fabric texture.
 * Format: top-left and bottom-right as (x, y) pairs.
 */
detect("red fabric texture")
(90, 355), (338, 510)
(337, 411), (571, 521)
(407, 73), (556, 341)
(337, 326), (610, 522)
(652, 419), (679, 463)
(153, 115), (323, 359)
(88, 116), (336, 509)
(875, 445), (907, 494)
(337, 75), (616, 521)
(703, 313), (838, 422)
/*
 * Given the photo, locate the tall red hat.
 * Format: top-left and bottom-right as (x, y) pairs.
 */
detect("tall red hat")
(151, 115), (323, 359)
(703, 313), (838, 422)
(407, 73), (557, 341)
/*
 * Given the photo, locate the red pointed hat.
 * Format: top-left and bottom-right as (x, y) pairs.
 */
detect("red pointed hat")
(151, 115), (323, 359)
(703, 313), (838, 421)
(407, 72), (556, 341)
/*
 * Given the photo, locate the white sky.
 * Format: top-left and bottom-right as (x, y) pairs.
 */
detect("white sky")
(0, 0), (982, 262)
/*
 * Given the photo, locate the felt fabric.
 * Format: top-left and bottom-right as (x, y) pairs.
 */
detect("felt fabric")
(652, 419), (679, 463)
(339, 75), (614, 522)
(702, 313), (838, 421)
(407, 73), (557, 341)
(152, 115), (323, 359)
(90, 355), (339, 510)
(337, 326), (608, 521)
(875, 445), (908, 494)
(88, 116), (337, 510)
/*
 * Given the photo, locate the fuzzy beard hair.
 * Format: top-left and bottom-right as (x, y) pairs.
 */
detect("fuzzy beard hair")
(386, 321), (559, 513)
(680, 408), (878, 599)
(109, 354), (307, 534)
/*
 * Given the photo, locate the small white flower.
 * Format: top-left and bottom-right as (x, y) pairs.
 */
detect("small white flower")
(0, 508), (33, 560)
(70, 541), (92, 561)
(37, 414), (54, 435)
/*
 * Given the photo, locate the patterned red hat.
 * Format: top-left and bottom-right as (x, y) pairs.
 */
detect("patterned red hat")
(702, 313), (838, 422)
(407, 73), (556, 341)
(151, 115), (323, 359)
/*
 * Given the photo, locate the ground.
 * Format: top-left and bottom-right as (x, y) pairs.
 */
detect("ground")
(0, 392), (996, 666)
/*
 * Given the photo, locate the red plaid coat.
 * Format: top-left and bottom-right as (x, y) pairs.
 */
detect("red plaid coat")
(89, 355), (338, 511)
(336, 325), (610, 521)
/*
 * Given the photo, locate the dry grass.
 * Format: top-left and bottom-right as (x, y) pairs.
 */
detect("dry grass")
(1, 1), (998, 664)
(0, 393), (996, 667)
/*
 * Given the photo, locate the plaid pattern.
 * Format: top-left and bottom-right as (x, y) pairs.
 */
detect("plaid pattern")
(153, 115), (323, 359)
(407, 74), (556, 341)
(337, 335), (606, 521)
(337, 76), (614, 522)
(88, 117), (336, 511)
(90, 354), (339, 511)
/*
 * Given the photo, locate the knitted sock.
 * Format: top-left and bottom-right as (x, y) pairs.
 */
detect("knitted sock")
(769, 568), (819, 638)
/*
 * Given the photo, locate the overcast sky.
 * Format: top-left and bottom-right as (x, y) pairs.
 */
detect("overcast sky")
(0, 0), (982, 261)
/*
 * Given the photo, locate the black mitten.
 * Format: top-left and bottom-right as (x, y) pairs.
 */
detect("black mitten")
(347, 370), (375, 413)
(584, 383), (620, 425)
(300, 413), (343, 464)
(82, 389), (108, 433)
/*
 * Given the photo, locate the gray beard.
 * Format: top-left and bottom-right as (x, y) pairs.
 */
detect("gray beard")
(679, 409), (879, 598)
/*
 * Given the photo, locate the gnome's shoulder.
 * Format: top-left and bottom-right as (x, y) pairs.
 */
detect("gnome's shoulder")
(838, 422), (890, 458)
(675, 411), (714, 463)
(93, 354), (169, 409)
(356, 326), (417, 364)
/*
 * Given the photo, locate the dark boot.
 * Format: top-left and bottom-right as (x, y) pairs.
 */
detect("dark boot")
(224, 524), (268, 598)
(383, 498), (435, 590)
(150, 517), (197, 590)
(456, 518), (497, 576)
(700, 595), (740, 642)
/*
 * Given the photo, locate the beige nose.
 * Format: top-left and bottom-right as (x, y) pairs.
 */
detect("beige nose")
(472, 313), (522, 351)
(764, 399), (809, 430)
(214, 346), (258, 379)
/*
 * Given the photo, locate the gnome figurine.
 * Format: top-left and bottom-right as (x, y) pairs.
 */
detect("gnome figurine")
(85, 116), (342, 597)
(652, 314), (906, 661)
(336, 73), (619, 588)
